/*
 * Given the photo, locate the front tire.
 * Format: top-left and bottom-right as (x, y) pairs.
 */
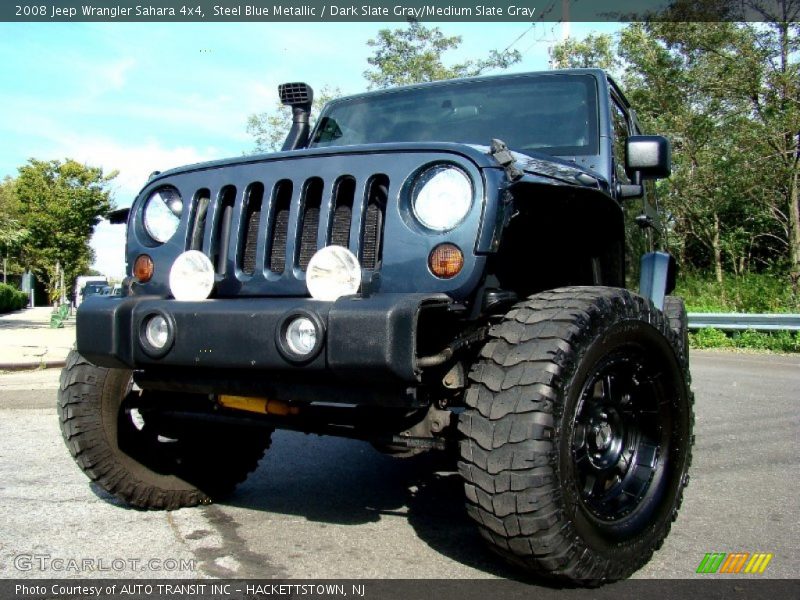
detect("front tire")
(458, 287), (693, 584)
(57, 350), (270, 510)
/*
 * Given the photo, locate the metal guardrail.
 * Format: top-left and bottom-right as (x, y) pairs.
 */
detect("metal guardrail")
(687, 313), (800, 331)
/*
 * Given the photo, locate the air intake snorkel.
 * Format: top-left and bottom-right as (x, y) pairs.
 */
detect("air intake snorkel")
(279, 82), (314, 151)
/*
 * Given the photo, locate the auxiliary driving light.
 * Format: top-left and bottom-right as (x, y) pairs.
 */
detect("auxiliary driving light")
(169, 250), (215, 301)
(306, 245), (361, 301)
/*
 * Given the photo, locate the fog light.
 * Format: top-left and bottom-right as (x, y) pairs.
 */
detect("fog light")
(140, 312), (174, 357)
(133, 254), (154, 283)
(429, 243), (464, 279)
(285, 317), (317, 356)
(144, 315), (170, 349)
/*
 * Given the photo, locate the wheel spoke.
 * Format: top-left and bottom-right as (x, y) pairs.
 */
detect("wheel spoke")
(573, 423), (588, 449)
(583, 474), (597, 496)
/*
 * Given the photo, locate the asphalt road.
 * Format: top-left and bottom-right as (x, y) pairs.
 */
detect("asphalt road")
(0, 351), (797, 581)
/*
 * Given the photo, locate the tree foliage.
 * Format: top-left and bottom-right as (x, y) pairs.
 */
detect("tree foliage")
(12, 159), (116, 301)
(363, 20), (521, 89)
(551, 5), (800, 285)
(0, 177), (28, 279)
(549, 33), (620, 74)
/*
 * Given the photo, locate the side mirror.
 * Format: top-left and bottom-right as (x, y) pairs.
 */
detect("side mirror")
(107, 207), (130, 225)
(626, 135), (671, 179)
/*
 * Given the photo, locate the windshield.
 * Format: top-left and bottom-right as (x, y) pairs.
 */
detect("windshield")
(311, 73), (599, 157)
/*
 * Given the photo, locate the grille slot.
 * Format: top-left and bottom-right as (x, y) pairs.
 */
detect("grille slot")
(268, 180), (292, 274)
(189, 188), (211, 251)
(330, 176), (354, 248)
(361, 175), (388, 270)
(212, 186), (236, 274)
(239, 182), (264, 275)
(297, 178), (323, 271)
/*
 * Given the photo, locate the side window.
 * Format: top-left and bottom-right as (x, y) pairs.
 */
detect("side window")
(610, 99), (631, 185)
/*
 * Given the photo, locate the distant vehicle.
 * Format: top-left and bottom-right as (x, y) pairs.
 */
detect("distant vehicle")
(82, 283), (108, 298)
(78, 282), (107, 306)
(74, 276), (108, 308)
(97, 285), (123, 298)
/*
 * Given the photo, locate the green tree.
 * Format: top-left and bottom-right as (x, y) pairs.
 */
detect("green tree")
(620, 17), (798, 281)
(552, 11), (799, 284)
(0, 177), (28, 284)
(13, 159), (116, 301)
(363, 20), (521, 89)
(247, 85), (341, 154)
(549, 33), (620, 74)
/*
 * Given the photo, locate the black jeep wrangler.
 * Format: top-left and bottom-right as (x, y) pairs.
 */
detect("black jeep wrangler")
(59, 69), (693, 584)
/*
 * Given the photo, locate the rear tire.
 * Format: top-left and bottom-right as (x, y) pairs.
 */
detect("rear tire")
(663, 295), (689, 360)
(458, 287), (693, 584)
(57, 350), (270, 510)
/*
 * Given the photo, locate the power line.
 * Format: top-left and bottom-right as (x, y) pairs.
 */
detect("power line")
(502, 23), (536, 53)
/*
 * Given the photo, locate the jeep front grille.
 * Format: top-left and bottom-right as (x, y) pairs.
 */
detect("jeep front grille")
(187, 173), (387, 286)
(240, 183), (264, 275)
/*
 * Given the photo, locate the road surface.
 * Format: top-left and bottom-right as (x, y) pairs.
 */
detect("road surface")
(0, 351), (797, 581)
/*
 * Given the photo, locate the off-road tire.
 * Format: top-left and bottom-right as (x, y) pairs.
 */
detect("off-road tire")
(458, 287), (693, 584)
(663, 295), (689, 360)
(57, 350), (270, 510)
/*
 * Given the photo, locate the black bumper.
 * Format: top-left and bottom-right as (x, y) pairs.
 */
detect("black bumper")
(76, 293), (450, 383)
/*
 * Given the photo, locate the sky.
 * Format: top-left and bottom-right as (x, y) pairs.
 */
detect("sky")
(0, 20), (620, 279)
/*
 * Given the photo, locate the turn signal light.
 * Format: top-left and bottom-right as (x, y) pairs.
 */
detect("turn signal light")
(133, 254), (154, 283)
(428, 243), (464, 279)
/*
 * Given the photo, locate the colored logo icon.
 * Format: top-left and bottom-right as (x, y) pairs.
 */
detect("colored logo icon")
(696, 552), (773, 574)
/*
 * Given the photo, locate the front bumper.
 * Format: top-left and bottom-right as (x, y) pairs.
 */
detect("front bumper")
(77, 293), (450, 383)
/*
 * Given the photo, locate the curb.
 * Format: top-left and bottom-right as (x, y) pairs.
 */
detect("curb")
(0, 360), (67, 371)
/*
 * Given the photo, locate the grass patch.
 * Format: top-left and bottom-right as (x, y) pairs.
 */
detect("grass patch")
(690, 328), (800, 353)
(677, 272), (799, 352)
(676, 272), (799, 313)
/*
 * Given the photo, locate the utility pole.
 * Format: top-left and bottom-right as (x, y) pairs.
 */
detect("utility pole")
(60, 264), (66, 305)
(55, 261), (60, 307)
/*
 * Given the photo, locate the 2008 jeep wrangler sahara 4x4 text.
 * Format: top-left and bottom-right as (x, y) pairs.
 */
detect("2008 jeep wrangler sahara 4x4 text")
(59, 69), (693, 584)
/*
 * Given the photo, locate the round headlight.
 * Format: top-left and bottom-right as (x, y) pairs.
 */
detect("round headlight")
(144, 315), (170, 349)
(143, 187), (182, 243)
(412, 165), (472, 231)
(169, 250), (215, 301)
(285, 317), (318, 356)
(306, 246), (361, 301)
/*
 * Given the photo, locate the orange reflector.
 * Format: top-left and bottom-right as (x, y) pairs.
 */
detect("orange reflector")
(429, 243), (464, 279)
(218, 394), (299, 416)
(133, 254), (154, 283)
